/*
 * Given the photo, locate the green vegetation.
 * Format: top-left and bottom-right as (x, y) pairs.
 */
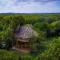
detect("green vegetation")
(0, 13), (60, 60)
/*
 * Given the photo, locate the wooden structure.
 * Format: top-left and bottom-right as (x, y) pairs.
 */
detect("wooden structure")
(12, 24), (38, 53)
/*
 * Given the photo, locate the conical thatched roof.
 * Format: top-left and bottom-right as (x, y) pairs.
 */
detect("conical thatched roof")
(15, 24), (38, 39)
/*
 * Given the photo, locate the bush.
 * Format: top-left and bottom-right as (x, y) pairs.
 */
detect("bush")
(0, 49), (20, 60)
(37, 37), (60, 60)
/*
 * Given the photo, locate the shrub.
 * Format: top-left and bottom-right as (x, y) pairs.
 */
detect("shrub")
(0, 49), (20, 60)
(37, 37), (60, 60)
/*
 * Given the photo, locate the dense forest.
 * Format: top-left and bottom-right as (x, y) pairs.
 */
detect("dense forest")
(0, 13), (60, 60)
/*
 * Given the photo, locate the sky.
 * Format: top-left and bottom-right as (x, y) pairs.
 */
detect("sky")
(0, 0), (60, 13)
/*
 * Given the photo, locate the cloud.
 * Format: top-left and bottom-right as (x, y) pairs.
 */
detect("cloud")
(15, 0), (60, 5)
(0, 0), (59, 6)
(34, 0), (59, 2)
(0, 0), (15, 7)
(16, 0), (59, 2)
(0, 0), (60, 13)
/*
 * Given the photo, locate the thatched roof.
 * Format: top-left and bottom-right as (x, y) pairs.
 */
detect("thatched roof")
(15, 24), (38, 39)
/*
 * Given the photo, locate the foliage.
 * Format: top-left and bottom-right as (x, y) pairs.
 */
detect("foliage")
(38, 37), (60, 60)
(0, 49), (20, 60)
(0, 13), (60, 60)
